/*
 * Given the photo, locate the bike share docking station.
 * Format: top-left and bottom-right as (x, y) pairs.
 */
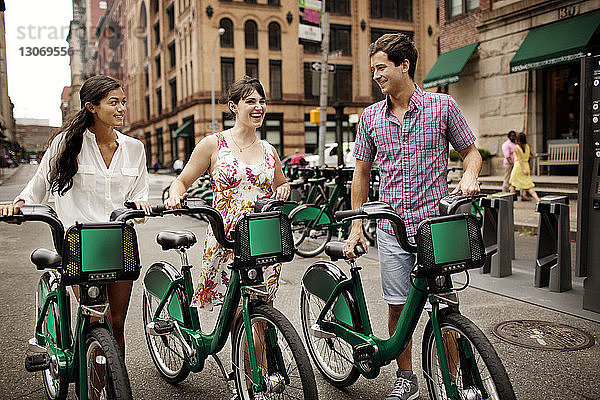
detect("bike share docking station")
(534, 195), (572, 292)
(479, 192), (516, 278)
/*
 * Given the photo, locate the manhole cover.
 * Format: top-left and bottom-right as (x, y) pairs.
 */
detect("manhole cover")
(492, 320), (595, 351)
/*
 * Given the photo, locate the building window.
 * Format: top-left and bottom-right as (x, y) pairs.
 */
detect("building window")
(168, 41), (176, 68)
(156, 128), (164, 165)
(169, 78), (177, 110)
(221, 57), (235, 96)
(144, 66), (149, 87)
(245, 20), (258, 49)
(245, 0), (257, 2)
(155, 54), (161, 78)
(269, 60), (282, 100)
(145, 95), (150, 119)
(139, 2), (147, 28)
(327, 0), (350, 15)
(166, 4), (175, 31)
(144, 131), (152, 166)
(156, 87), (162, 115)
(154, 21), (160, 46)
(333, 65), (352, 102)
(268, 22), (281, 51)
(330, 24), (351, 56)
(371, 0), (412, 21)
(246, 58), (258, 78)
(220, 18), (234, 48)
(448, 0), (479, 18)
(268, 0), (280, 4)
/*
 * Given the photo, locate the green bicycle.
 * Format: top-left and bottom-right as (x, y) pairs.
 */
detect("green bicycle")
(1, 204), (143, 399)
(300, 195), (516, 399)
(120, 198), (318, 399)
(288, 167), (355, 257)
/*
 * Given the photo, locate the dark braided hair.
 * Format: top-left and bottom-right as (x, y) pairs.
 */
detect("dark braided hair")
(48, 75), (122, 195)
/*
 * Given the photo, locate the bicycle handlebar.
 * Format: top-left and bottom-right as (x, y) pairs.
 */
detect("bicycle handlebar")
(0, 205), (65, 251)
(335, 194), (486, 254)
(116, 199), (235, 249)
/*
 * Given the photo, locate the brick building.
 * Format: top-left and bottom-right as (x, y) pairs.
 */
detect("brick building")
(424, 0), (600, 174)
(125, 0), (440, 167)
(14, 118), (58, 156)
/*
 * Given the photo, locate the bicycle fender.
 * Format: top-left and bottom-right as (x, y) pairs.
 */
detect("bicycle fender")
(291, 204), (332, 225)
(302, 261), (361, 330)
(144, 262), (186, 323)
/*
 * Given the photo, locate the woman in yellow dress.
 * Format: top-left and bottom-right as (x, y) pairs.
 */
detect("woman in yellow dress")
(509, 133), (541, 202)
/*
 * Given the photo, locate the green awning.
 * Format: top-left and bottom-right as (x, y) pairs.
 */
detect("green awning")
(423, 42), (479, 89)
(510, 10), (600, 73)
(171, 120), (193, 138)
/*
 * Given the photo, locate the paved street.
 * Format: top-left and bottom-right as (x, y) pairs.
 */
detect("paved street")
(0, 165), (599, 399)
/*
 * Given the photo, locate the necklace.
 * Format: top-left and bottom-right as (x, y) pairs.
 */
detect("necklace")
(230, 134), (258, 152)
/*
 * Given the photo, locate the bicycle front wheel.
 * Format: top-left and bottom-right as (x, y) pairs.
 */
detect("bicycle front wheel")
(85, 327), (132, 399)
(142, 287), (191, 384)
(37, 272), (68, 399)
(300, 287), (359, 387)
(422, 312), (515, 400)
(232, 305), (318, 400)
(289, 206), (332, 258)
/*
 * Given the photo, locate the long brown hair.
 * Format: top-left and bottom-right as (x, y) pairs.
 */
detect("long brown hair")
(49, 75), (122, 195)
(517, 133), (528, 152)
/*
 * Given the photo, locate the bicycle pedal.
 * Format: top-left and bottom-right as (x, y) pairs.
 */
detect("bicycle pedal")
(25, 353), (50, 372)
(352, 343), (376, 363)
(146, 320), (175, 336)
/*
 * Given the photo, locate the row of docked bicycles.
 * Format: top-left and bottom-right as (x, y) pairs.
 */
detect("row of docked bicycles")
(2, 181), (515, 399)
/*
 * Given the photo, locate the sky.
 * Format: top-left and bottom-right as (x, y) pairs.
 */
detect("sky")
(4, 0), (73, 127)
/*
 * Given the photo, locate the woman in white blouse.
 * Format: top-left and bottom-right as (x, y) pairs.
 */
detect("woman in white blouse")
(0, 75), (151, 355)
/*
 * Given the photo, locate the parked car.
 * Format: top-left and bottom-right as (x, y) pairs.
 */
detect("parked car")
(305, 142), (355, 167)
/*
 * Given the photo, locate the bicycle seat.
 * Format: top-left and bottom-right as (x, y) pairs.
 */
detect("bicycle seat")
(30, 248), (62, 270)
(324, 241), (366, 261)
(156, 231), (197, 251)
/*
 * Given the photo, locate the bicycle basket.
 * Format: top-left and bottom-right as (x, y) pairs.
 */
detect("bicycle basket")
(61, 222), (141, 285)
(233, 211), (295, 284)
(414, 213), (485, 277)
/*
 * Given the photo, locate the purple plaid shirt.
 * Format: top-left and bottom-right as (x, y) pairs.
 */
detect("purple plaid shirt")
(354, 84), (476, 237)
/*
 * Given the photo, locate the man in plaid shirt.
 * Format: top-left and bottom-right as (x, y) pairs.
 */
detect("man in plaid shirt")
(343, 34), (482, 400)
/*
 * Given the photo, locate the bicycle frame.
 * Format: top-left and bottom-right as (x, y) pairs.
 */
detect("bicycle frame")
(310, 268), (486, 399)
(147, 264), (282, 393)
(36, 280), (114, 399)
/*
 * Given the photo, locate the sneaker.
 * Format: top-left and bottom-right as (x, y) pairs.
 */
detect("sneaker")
(385, 370), (419, 400)
(253, 392), (267, 400)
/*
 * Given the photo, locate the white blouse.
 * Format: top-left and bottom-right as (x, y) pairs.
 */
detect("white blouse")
(15, 129), (149, 227)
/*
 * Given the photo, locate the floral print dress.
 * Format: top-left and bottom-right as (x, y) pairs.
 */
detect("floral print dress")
(190, 132), (281, 309)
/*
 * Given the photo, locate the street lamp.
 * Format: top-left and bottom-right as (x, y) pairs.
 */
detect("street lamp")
(211, 28), (225, 135)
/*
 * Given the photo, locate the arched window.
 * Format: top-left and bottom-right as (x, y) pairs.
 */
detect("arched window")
(139, 2), (147, 28)
(219, 18), (234, 48)
(244, 20), (258, 49)
(268, 22), (281, 51)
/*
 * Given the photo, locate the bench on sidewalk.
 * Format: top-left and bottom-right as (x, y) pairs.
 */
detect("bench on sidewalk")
(536, 140), (579, 175)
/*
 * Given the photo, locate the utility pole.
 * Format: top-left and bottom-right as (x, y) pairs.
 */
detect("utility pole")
(318, 1), (329, 166)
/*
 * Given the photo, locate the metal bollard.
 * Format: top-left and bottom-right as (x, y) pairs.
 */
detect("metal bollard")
(535, 195), (572, 292)
(479, 193), (516, 277)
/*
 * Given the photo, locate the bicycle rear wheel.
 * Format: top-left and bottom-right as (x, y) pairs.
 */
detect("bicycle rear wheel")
(232, 305), (318, 399)
(422, 312), (515, 400)
(142, 286), (191, 384)
(300, 287), (359, 387)
(37, 272), (68, 400)
(85, 327), (132, 399)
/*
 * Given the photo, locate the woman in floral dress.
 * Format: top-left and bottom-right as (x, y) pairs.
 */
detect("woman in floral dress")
(164, 76), (291, 309)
